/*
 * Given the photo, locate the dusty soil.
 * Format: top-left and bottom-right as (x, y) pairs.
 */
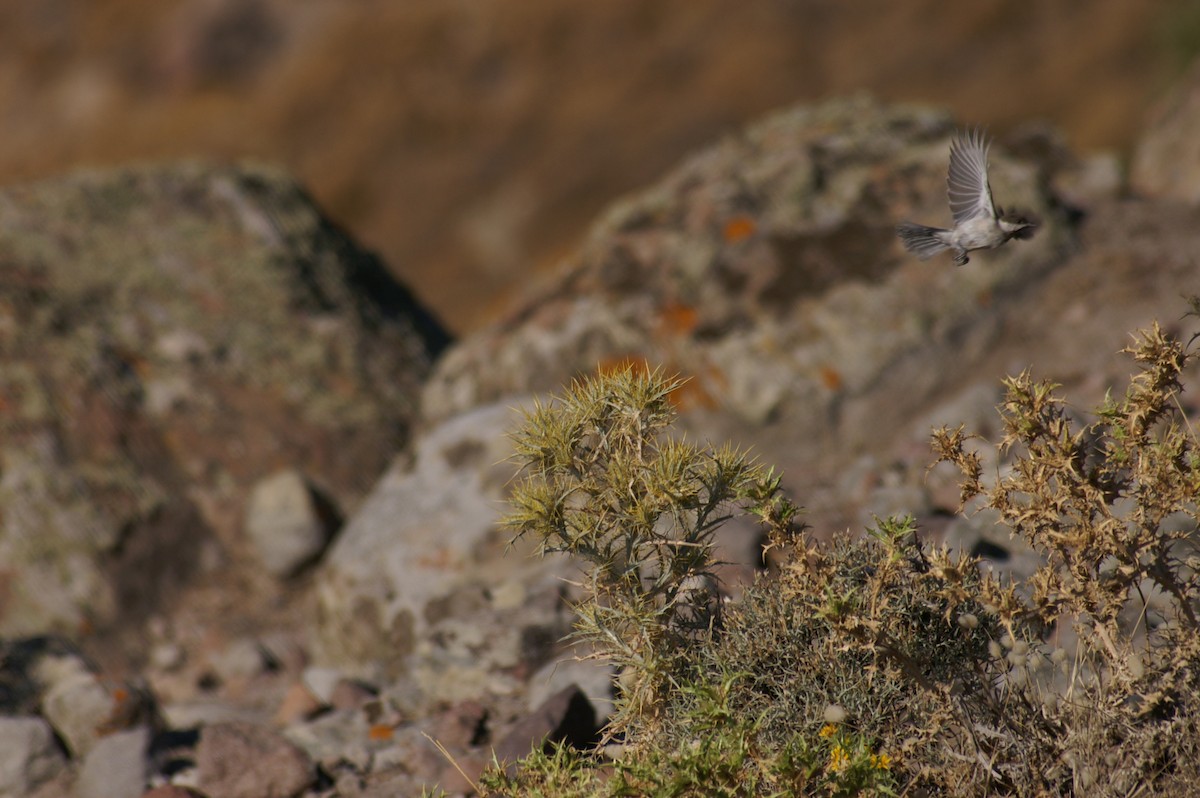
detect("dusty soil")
(0, 0), (1191, 332)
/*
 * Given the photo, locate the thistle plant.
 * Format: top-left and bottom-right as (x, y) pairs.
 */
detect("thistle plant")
(932, 318), (1200, 795)
(504, 366), (799, 739)
(934, 323), (1200, 639)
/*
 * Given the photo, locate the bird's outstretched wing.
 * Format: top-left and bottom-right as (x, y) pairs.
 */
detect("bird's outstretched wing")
(946, 128), (996, 224)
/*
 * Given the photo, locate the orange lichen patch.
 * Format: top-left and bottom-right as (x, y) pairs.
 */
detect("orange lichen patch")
(722, 215), (757, 244)
(368, 723), (395, 742)
(656, 301), (699, 337)
(669, 376), (717, 411)
(818, 365), (843, 391)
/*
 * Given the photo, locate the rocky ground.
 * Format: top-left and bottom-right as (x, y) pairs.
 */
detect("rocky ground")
(3, 57), (1200, 798)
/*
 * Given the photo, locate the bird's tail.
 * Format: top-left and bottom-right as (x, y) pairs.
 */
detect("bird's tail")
(895, 222), (950, 260)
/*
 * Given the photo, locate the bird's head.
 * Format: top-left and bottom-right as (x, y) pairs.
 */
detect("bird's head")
(997, 207), (1039, 239)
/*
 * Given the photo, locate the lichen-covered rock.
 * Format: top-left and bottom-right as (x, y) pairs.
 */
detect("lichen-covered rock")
(419, 94), (1200, 542)
(0, 162), (447, 636)
(420, 97), (1067, 450)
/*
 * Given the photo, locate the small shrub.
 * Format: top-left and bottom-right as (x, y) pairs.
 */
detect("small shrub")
(485, 312), (1199, 797)
(932, 319), (1200, 795)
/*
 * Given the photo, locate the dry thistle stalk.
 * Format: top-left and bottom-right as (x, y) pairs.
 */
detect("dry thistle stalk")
(932, 318), (1200, 795)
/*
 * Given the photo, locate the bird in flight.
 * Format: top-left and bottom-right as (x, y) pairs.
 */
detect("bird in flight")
(896, 128), (1038, 266)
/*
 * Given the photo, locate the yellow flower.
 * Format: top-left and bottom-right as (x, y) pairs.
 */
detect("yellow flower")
(828, 744), (850, 773)
(870, 752), (893, 771)
(819, 723), (838, 739)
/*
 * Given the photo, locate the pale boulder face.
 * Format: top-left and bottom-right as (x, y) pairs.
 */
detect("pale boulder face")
(312, 400), (528, 675)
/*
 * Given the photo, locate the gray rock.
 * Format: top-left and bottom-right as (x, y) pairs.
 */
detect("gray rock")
(0, 716), (66, 797)
(161, 701), (270, 731)
(206, 637), (269, 684)
(300, 666), (345, 705)
(37, 655), (151, 758)
(75, 725), (150, 798)
(527, 657), (617, 724)
(245, 469), (335, 578)
(282, 708), (372, 771)
(40, 666), (114, 758)
(196, 721), (314, 798)
(493, 684), (596, 766)
(312, 400), (527, 673)
(0, 162), (446, 636)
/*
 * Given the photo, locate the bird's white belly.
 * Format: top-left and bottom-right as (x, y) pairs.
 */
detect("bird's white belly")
(952, 217), (1004, 251)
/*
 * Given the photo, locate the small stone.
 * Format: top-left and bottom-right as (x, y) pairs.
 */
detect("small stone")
(0, 716), (67, 796)
(150, 642), (186, 672)
(281, 710), (370, 771)
(207, 638), (268, 684)
(301, 667), (344, 705)
(435, 751), (488, 796)
(38, 657), (150, 757)
(327, 679), (377, 712)
(76, 726), (151, 798)
(489, 580), (526, 611)
(196, 721), (314, 798)
(492, 685), (596, 766)
(245, 469), (335, 578)
(425, 700), (487, 749)
(162, 699), (271, 730)
(274, 681), (324, 726)
(528, 657), (616, 724)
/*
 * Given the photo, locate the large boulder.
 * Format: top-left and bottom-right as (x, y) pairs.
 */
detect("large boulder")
(0, 162), (447, 636)
(423, 98), (1068, 430)
(420, 98), (1073, 519)
(420, 95), (1200, 536)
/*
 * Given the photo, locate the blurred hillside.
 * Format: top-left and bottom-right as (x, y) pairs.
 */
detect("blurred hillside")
(1, 0), (1193, 332)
